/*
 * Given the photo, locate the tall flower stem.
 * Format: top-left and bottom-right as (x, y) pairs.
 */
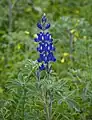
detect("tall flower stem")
(36, 72), (49, 120)
(36, 66), (52, 120)
(46, 63), (52, 120)
(41, 63), (52, 120)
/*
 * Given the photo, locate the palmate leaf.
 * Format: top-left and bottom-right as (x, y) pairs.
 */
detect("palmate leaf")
(0, 107), (11, 120)
(66, 98), (80, 112)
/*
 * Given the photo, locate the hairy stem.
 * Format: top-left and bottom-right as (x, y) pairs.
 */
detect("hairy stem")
(46, 63), (52, 120)
(36, 63), (52, 120)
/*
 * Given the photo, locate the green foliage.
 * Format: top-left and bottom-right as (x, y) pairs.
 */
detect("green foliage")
(0, 0), (92, 120)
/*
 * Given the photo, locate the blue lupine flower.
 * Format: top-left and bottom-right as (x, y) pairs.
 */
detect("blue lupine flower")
(37, 23), (42, 30)
(34, 14), (56, 71)
(34, 32), (53, 43)
(42, 15), (47, 23)
(45, 23), (50, 30)
(39, 64), (45, 70)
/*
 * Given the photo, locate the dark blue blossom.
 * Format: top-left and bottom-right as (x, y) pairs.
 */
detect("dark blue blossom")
(34, 32), (53, 43)
(45, 23), (50, 30)
(42, 15), (47, 23)
(37, 23), (42, 30)
(37, 42), (55, 53)
(39, 64), (45, 70)
(34, 14), (56, 71)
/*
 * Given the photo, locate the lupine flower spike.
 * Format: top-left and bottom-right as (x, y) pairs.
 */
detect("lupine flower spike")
(34, 13), (56, 71)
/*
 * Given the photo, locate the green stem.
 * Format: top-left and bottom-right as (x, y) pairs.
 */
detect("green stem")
(69, 31), (73, 61)
(22, 84), (26, 120)
(44, 91), (49, 120)
(48, 91), (52, 120)
(46, 63), (52, 120)
(67, 29), (74, 62)
(7, 0), (12, 33)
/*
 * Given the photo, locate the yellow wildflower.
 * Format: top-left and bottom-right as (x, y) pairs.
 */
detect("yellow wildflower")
(70, 29), (75, 34)
(63, 53), (69, 57)
(17, 44), (21, 49)
(83, 36), (87, 39)
(33, 34), (38, 38)
(61, 58), (65, 63)
(24, 31), (30, 35)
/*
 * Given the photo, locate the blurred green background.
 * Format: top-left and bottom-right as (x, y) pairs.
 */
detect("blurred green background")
(0, 0), (92, 120)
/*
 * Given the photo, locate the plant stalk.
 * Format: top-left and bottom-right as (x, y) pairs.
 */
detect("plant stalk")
(7, 0), (12, 33)
(22, 84), (26, 120)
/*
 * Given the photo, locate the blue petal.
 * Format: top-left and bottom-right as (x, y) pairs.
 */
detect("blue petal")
(37, 23), (42, 30)
(37, 43), (44, 53)
(37, 33), (44, 41)
(48, 34), (52, 40)
(39, 64), (45, 70)
(43, 33), (53, 42)
(48, 52), (56, 62)
(48, 34), (53, 42)
(44, 34), (48, 41)
(49, 43), (55, 51)
(45, 23), (50, 29)
(48, 52), (53, 60)
(39, 32), (43, 35)
(37, 57), (42, 62)
(37, 53), (44, 62)
(34, 38), (39, 42)
(42, 15), (47, 23)
(37, 47), (43, 53)
(46, 32), (49, 36)
(52, 56), (56, 62)
(39, 53), (48, 63)
(43, 42), (48, 51)
(40, 53), (44, 61)
(44, 56), (48, 63)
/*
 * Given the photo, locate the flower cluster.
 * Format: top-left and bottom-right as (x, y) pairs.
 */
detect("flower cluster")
(34, 14), (56, 70)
